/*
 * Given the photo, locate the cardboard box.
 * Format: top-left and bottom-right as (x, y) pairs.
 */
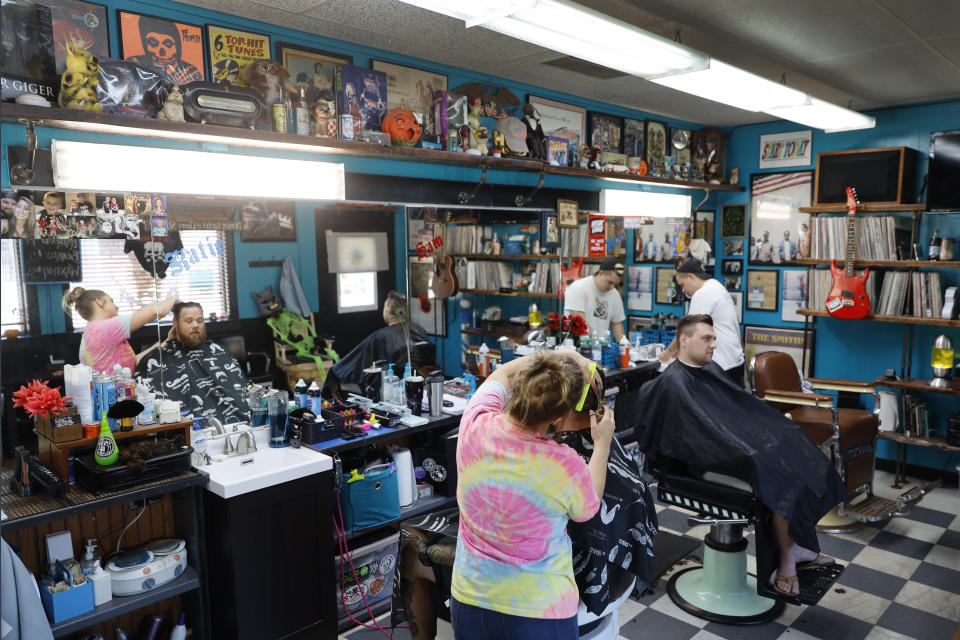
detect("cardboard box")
(35, 403), (83, 443)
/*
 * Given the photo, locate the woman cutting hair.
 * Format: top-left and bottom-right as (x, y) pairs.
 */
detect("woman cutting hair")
(451, 351), (614, 640)
(62, 287), (179, 374)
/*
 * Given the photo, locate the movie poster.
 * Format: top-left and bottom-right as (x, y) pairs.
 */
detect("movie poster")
(119, 11), (205, 85)
(206, 25), (270, 85)
(46, 0), (110, 74)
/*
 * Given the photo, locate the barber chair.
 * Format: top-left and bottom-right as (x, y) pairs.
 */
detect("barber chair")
(655, 466), (843, 624)
(217, 335), (272, 384)
(752, 352), (938, 532)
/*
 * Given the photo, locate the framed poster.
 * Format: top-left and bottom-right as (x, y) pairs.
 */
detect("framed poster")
(45, 0), (110, 74)
(540, 210), (560, 250)
(721, 259), (742, 276)
(206, 25), (270, 85)
(276, 41), (352, 105)
(119, 10), (205, 84)
(723, 239), (744, 256)
(721, 203), (746, 238)
(748, 171), (812, 264)
(724, 277), (742, 291)
(744, 325), (814, 379)
(655, 267), (681, 305)
(623, 118), (644, 158)
(670, 127), (692, 169)
(240, 200), (296, 242)
(406, 206), (443, 252)
(746, 269), (779, 311)
(372, 60), (447, 135)
(693, 209), (714, 240)
(633, 217), (691, 263)
(627, 265), (653, 312)
(588, 214), (606, 257)
(588, 111), (623, 153)
(781, 269), (808, 323)
(408, 257), (445, 336)
(730, 291), (744, 322)
(645, 120), (668, 169)
(556, 199), (579, 229)
(759, 130), (812, 169)
(528, 96), (586, 150)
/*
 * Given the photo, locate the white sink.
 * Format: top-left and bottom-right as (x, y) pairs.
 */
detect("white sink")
(200, 445), (332, 499)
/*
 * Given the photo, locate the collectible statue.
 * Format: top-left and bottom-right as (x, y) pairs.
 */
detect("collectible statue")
(156, 85), (185, 122)
(522, 104), (547, 161)
(241, 59), (291, 108)
(382, 109), (422, 146)
(467, 96), (484, 154)
(311, 100), (337, 138)
(730, 167), (739, 185)
(59, 44), (101, 111)
(473, 126), (489, 155)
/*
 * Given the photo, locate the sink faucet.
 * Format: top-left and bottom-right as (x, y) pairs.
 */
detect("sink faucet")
(208, 417), (226, 436)
(222, 432), (235, 456)
(237, 431), (258, 455)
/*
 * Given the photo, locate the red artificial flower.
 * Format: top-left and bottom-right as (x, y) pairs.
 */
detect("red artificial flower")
(547, 312), (560, 333)
(570, 315), (588, 336)
(12, 379), (72, 418)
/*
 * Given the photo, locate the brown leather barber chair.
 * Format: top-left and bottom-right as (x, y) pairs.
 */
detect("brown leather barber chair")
(752, 352), (936, 531)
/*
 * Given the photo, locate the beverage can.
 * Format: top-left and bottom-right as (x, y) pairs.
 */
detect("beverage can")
(294, 106), (310, 135)
(340, 114), (355, 140)
(272, 103), (287, 133)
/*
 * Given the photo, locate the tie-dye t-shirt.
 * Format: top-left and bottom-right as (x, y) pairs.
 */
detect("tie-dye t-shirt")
(80, 314), (135, 375)
(451, 381), (600, 619)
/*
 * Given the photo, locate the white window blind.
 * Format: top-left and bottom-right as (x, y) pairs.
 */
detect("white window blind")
(69, 231), (231, 329)
(1, 239), (27, 332)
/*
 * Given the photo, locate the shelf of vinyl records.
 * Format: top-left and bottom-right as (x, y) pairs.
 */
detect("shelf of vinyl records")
(451, 254), (606, 262)
(805, 268), (952, 321)
(796, 309), (960, 327)
(792, 259), (960, 268)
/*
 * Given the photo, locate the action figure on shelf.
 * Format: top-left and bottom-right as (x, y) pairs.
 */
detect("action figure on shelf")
(156, 85), (185, 122)
(522, 103), (547, 161)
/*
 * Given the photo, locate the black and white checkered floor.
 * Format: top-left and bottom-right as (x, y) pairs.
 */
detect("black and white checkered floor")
(342, 470), (960, 640)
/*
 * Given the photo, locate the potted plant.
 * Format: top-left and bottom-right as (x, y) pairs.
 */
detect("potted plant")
(546, 313), (588, 347)
(13, 379), (79, 442)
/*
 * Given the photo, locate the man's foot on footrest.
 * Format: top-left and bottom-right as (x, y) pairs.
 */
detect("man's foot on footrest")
(759, 564), (844, 606)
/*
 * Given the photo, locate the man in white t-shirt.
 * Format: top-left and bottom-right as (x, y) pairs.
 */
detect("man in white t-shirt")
(563, 258), (627, 341)
(658, 258), (745, 386)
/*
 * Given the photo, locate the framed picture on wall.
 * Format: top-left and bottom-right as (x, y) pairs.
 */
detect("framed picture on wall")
(633, 217), (691, 263)
(588, 111), (623, 153)
(721, 259), (742, 276)
(623, 118), (644, 158)
(528, 96), (586, 151)
(276, 41), (352, 107)
(724, 277), (742, 291)
(693, 209), (714, 241)
(240, 200), (296, 241)
(723, 239), (744, 256)
(46, 0), (110, 74)
(655, 267), (682, 305)
(119, 10), (205, 83)
(556, 198), (579, 229)
(721, 203), (746, 238)
(748, 171), (812, 264)
(627, 265), (653, 311)
(540, 210), (560, 250)
(644, 120), (668, 169)
(729, 291), (743, 322)
(408, 256), (446, 336)
(744, 325), (814, 379)
(372, 60), (447, 137)
(746, 269), (779, 311)
(205, 25), (271, 85)
(781, 268), (809, 322)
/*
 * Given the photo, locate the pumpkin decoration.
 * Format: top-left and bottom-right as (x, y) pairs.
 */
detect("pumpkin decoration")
(382, 109), (422, 147)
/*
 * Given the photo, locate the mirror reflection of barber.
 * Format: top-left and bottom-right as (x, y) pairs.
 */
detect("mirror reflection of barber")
(136, 302), (249, 421)
(563, 258), (626, 342)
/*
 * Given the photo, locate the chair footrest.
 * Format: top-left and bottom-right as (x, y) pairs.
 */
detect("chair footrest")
(758, 563), (844, 606)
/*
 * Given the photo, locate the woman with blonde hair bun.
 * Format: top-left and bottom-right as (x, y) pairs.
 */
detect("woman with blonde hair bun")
(62, 287), (179, 373)
(451, 350), (615, 640)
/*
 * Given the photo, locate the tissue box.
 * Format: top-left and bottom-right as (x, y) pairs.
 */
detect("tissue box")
(40, 572), (94, 623)
(34, 403), (82, 443)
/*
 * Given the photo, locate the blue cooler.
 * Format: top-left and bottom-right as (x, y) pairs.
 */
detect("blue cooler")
(338, 463), (401, 531)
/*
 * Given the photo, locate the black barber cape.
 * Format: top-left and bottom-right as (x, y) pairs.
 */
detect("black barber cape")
(137, 340), (249, 422)
(559, 432), (658, 615)
(632, 360), (847, 553)
(329, 323), (432, 385)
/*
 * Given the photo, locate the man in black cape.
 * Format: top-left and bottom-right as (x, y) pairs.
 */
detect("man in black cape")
(631, 314), (848, 596)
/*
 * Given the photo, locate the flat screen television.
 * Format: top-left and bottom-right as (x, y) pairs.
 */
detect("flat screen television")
(928, 129), (960, 212)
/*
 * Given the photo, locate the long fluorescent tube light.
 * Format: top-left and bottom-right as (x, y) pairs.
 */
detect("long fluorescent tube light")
(652, 60), (810, 112)
(51, 140), (346, 200)
(765, 98), (876, 133)
(600, 189), (691, 218)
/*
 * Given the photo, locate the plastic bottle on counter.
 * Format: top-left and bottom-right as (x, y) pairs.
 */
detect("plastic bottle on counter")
(382, 364), (400, 405)
(136, 383), (157, 425)
(293, 378), (308, 408)
(169, 613), (187, 640)
(477, 343), (490, 377)
(307, 380), (322, 415)
(79, 538), (101, 576)
(120, 368), (136, 399)
(619, 335), (630, 368)
(89, 563), (112, 606)
(591, 332), (602, 364)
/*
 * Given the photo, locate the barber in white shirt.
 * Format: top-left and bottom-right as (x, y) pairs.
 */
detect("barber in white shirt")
(563, 258), (627, 341)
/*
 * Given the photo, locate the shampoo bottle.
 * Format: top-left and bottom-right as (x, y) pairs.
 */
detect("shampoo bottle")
(94, 413), (119, 466)
(169, 613), (187, 640)
(293, 378), (308, 408)
(307, 381), (322, 415)
(89, 563), (112, 606)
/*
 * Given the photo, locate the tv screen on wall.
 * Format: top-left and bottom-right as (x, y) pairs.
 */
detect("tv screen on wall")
(928, 130), (960, 212)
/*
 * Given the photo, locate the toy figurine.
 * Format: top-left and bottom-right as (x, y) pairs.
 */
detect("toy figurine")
(730, 167), (739, 185)
(474, 126), (489, 155)
(311, 99), (337, 138)
(241, 58), (291, 113)
(467, 96), (483, 153)
(522, 104), (547, 161)
(491, 129), (506, 157)
(59, 43), (101, 111)
(156, 85), (185, 122)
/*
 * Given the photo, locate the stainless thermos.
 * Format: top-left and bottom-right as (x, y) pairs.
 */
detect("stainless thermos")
(427, 372), (445, 417)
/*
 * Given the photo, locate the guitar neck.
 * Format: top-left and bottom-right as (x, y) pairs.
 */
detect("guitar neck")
(844, 210), (856, 276)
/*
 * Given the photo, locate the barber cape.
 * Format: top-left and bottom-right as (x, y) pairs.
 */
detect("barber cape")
(330, 323), (432, 385)
(559, 432), (658, 616)
(137, 340), (249, 422)
(631, 360), (847, 552)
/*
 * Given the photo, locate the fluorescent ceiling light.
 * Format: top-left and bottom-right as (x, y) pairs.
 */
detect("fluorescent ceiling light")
(51, 140), (345, 200)
(765, 98), (876, 133)
(395, 0), (537, 27)
(600, 189), (691, 218)
(652, 60), (810, 111)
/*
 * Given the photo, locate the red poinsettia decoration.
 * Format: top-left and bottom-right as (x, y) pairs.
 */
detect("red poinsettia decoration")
(568, 314), (588, 336)
(12, 379), (72, 418)
(545, 313), (589, 345)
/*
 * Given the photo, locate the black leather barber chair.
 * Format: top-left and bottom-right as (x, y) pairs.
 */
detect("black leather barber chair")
(218, 335), (273, 384)
(752, 352), (938, 532)
(654, 465), (843, 624)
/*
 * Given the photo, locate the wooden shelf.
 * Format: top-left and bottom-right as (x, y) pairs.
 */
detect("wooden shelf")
(873, 376), (960, 396)
(792, 259), (960, 268)
(41, 419), (192, 450)
(1, 103), (743, 191)
(797, 309), (960, 327)
(460, 288), (560, 299)
(877, 431), (960, 453)
(454, 253), (558, 261)
(799, 203), (928, 213)
(462, 326), (530, 339)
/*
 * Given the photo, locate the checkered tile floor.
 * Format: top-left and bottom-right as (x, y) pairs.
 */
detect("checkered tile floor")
(342, 470), (960, 640)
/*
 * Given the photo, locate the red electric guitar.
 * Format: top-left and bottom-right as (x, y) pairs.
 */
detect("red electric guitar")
(825, 187), (871, 319)
(557, 257), (584, 298)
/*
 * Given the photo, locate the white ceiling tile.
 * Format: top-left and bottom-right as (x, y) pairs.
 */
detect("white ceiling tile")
(876, 0), (960, 39)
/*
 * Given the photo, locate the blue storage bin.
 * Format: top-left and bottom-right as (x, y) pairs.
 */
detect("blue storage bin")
(601, 344), (619, 369)
(640, 328), (660, 345)
(338, 463), (401, 531)
(660, 330), (676, 346)
(40, 562), (94, 623)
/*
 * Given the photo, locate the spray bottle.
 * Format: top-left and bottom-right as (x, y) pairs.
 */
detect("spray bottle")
(463, 371), (478, 400)
(478, 343), (490, 377)
(94, 412), (119, 466)
(619, 335), (631, 368)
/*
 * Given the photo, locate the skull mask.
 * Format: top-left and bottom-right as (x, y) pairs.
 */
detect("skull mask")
(145, 31), (178, 67)
(144, 241), (165, 263)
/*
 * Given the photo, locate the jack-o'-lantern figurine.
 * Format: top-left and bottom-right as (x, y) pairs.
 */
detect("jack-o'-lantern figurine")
(382, 109), (422, 146)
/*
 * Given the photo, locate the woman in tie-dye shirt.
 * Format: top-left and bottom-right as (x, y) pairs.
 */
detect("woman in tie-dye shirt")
(451, 351), (615, 640)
